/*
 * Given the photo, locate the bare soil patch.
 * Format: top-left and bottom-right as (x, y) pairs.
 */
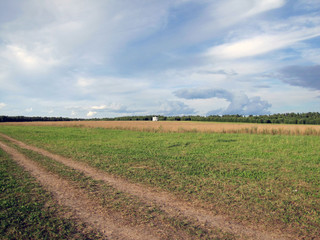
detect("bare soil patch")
(1, 133), (292, 240)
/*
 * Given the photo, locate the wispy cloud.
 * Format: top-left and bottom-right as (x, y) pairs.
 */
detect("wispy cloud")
(205, 29), (320, 60)
(213, 0), (286, 22)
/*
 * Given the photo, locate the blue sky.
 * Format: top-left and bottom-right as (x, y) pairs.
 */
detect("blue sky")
(0, 0), (319, 118)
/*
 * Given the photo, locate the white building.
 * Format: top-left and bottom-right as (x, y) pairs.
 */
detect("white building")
(152, 116), (158, 121)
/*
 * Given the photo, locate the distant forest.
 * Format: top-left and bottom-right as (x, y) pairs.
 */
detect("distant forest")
(0, 116), (81, 122)
(1, 112), (320, 125)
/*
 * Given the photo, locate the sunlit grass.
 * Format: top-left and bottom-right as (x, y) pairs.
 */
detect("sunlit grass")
(0, 125), (319, 238)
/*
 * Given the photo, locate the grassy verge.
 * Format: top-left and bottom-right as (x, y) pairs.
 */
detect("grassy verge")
(0, 136), (235, 239)
(0, 147), (104, 239)
(0, 125), (319, 238)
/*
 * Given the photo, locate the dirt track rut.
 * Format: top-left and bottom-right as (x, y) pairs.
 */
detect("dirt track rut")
(0, 140), (160, 240)
(0, 133), (290, 240)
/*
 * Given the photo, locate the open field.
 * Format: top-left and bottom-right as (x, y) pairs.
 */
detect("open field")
(2, 120), (320, 135)
(0, 123), (319, 239)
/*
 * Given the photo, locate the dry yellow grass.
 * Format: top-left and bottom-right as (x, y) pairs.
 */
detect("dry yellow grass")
(2, 121), (320, 135)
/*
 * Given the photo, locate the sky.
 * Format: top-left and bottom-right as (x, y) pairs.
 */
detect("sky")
(0, 0), (319, 118)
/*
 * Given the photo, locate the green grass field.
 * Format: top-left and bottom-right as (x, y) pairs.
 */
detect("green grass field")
(0, 125), (319, 238)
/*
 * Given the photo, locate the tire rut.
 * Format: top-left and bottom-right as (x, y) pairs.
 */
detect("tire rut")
(0, 140), (160, 240)
(0, 133), (291, 240)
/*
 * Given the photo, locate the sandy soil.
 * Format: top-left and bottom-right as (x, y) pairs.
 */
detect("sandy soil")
(0, 133), (292, 240)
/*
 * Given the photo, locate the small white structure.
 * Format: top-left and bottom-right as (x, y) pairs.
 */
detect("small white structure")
(152, 116), (159, 121)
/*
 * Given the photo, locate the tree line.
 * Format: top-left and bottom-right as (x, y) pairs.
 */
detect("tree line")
(0, 116), (81, 122)
(102, 112), (320, 125)
(1, 112), (320, 125)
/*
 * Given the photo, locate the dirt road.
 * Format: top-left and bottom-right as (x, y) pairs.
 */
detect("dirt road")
(0, 133), (291, 239)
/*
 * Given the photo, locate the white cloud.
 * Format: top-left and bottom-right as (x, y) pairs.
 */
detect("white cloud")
(174, 88), (272, 115)
(244, 0), (286, 17)
(206, 28), (320, 59)
(86, 111), (97, 117)
(295, 43), (320, 64)
(3, 44), (59, 72)
(25, 107), (32, 112)
(91, 105), (107, 110)
(91, 103), (127, 112)
(219, 94), (271, 116)
(171, 0), (286, 47)
(0, 103), (6, 109)
(218, 0), (285, 19)
(76, 77), (96, 88)
(158, 101), (195, 116)
(206, 0), (285, 29)
(7, 45), (39, 68)
(73, 75), (151, 99)
(0, 0), (181, 77)
(104, 103), (127, 112)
